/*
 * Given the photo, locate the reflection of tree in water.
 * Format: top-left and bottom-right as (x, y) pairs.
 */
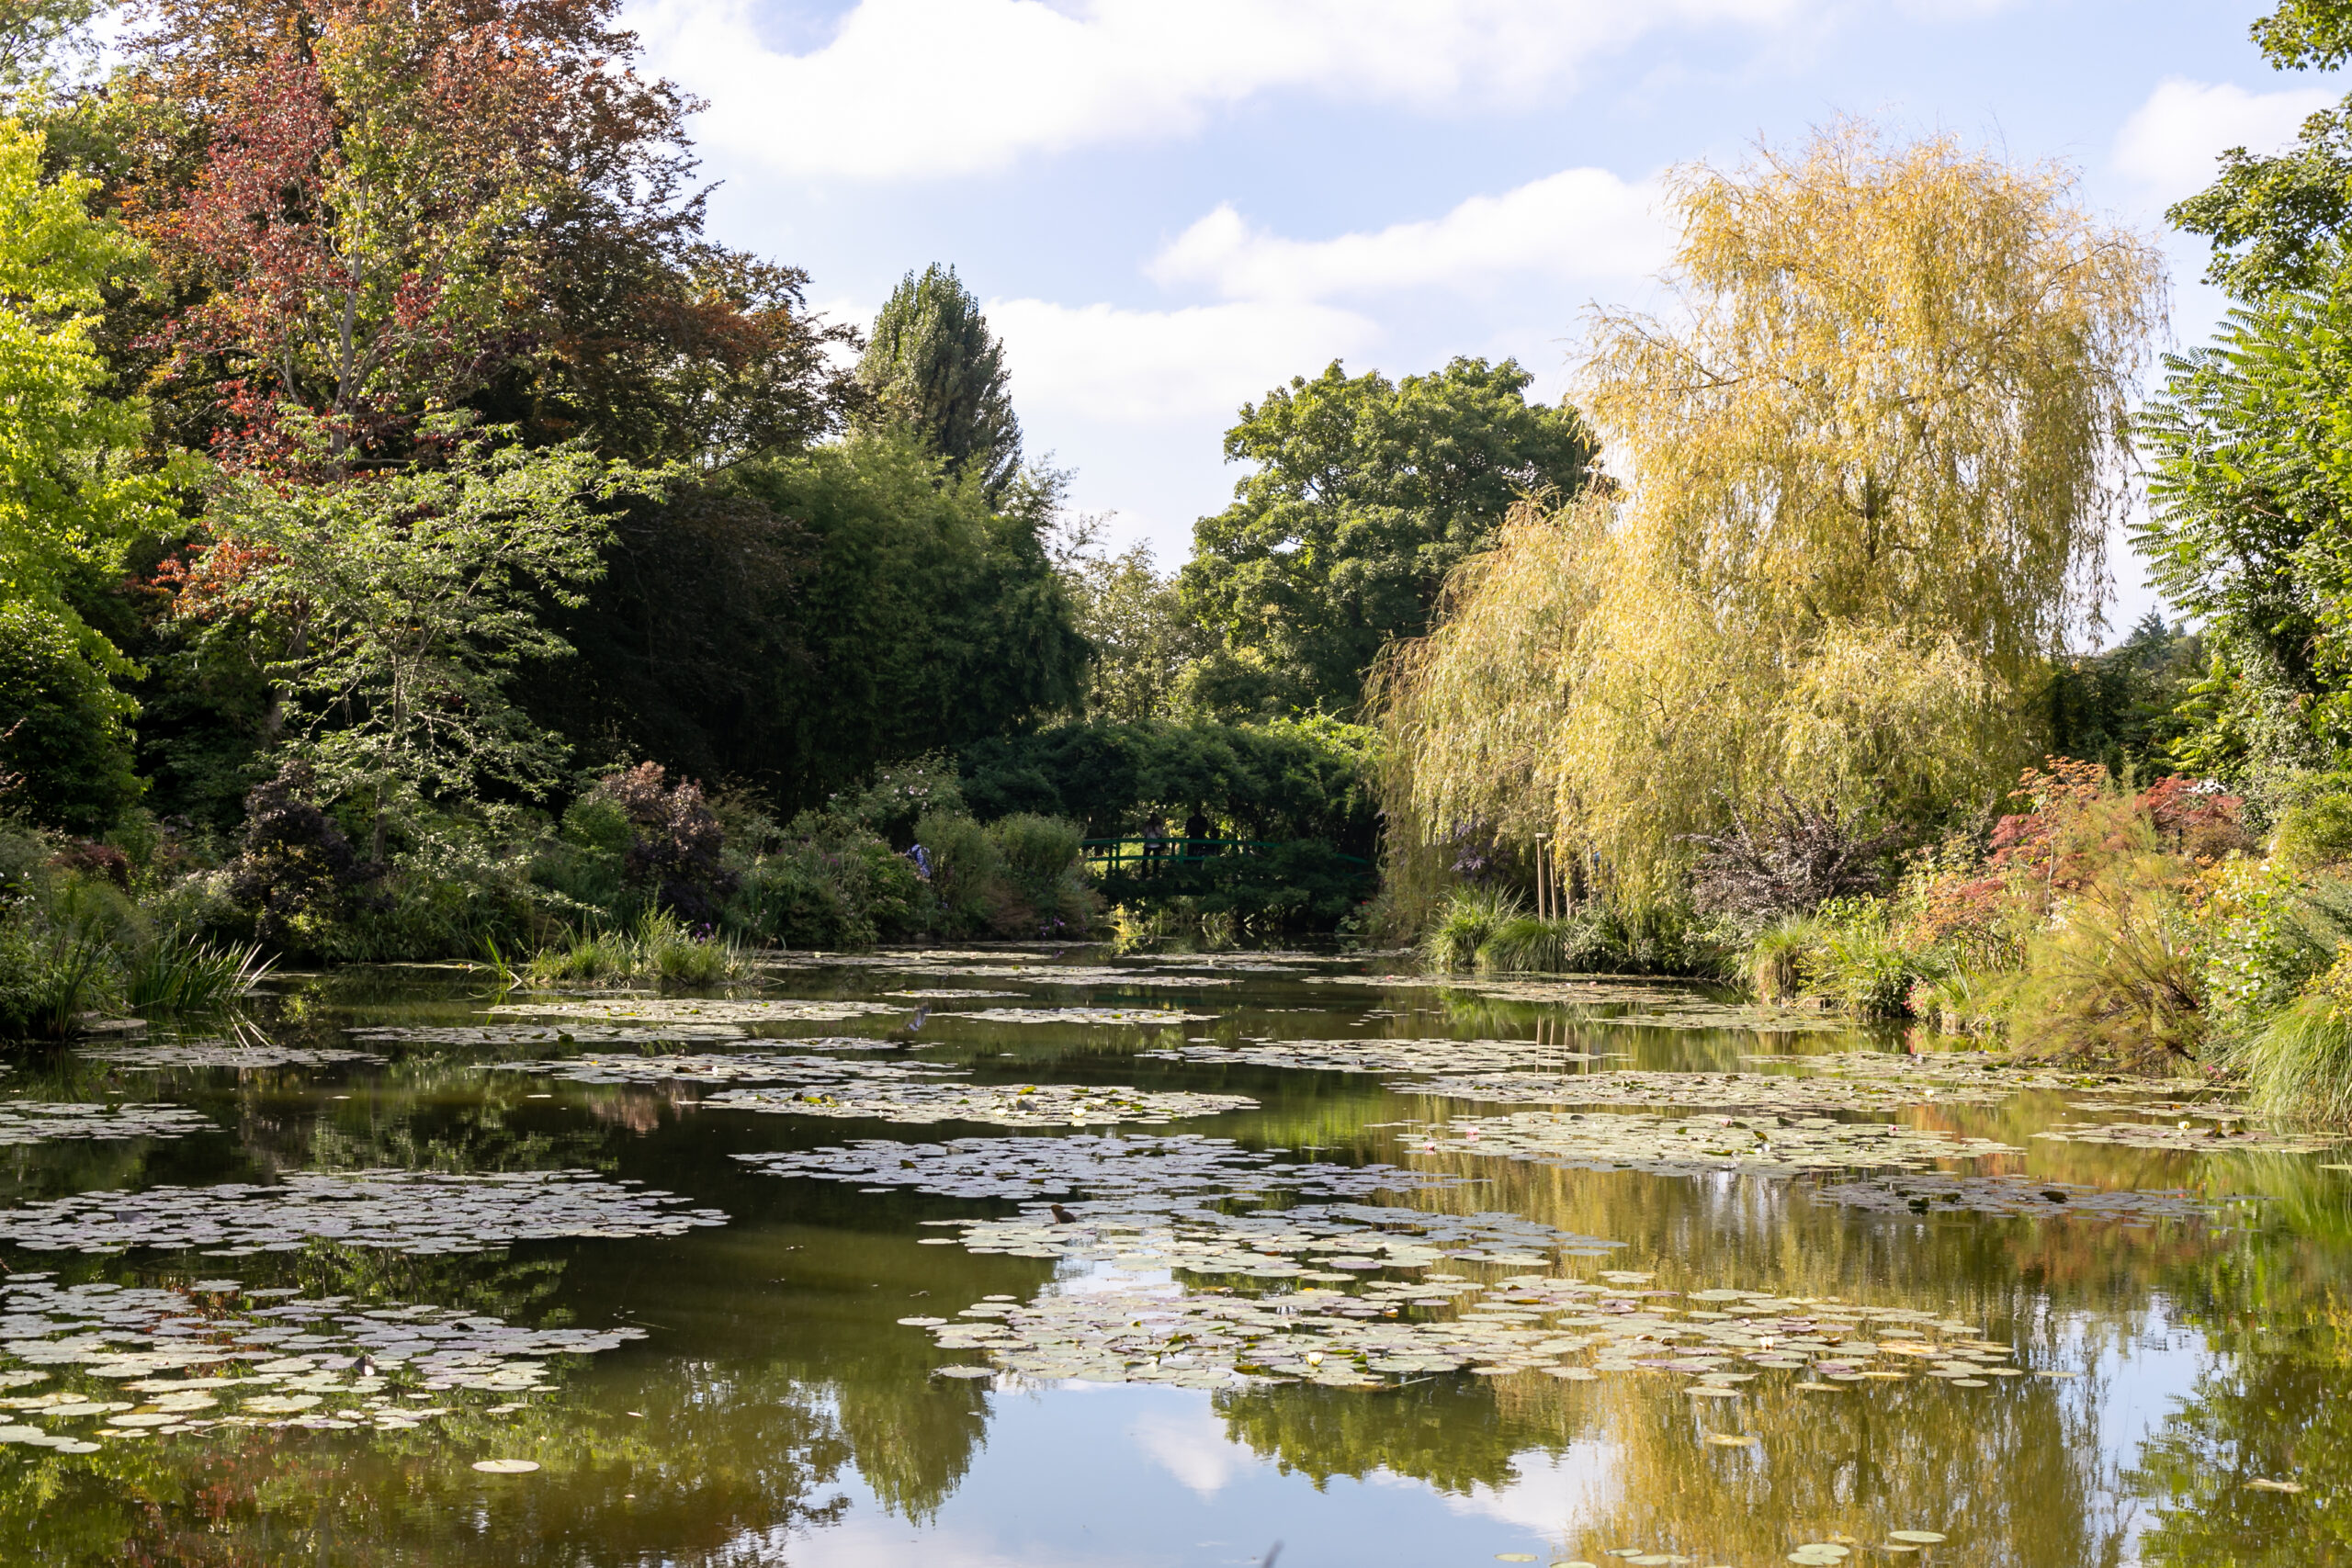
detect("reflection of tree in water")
(2122, 1173), (2352, 1565)
(830, 1372), (989, 1522)
(0, 1360), (852, 1567)
(2126, 1313), (2352, 1567)
(1532, 1372), (2126, 1566)
(1216, 1379), (1544, 1494)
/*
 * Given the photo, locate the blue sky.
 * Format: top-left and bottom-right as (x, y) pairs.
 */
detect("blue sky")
(623, 0), (2340, 639)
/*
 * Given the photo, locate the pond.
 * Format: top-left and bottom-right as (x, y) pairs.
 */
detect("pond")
(0, 943), (2341, 1567)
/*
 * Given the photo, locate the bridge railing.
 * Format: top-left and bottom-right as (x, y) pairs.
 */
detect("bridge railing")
(1078, 838), (1371, 872)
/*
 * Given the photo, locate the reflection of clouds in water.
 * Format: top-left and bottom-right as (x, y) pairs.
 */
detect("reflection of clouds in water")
(1373, 1440), (1616, 1537)
(1127, 1404), (1264, 1498)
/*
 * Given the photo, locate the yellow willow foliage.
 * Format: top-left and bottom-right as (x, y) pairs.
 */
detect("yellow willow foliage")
(1379, 123), (2165, 906)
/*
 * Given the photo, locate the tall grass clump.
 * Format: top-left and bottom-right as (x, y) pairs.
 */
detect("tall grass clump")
(2236, 963), (2352, 1122)
(517, 909), (750, 987)
(1422, 887), (1521, 973)
(124, 931), (273, 1012)
(1803, 907), (1932, 1019)
(1747, 918), (1818, 1002)
(1476, 915), (1566, 974)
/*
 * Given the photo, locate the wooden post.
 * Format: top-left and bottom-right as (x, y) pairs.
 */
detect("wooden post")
(1533, 834), (1550, 921)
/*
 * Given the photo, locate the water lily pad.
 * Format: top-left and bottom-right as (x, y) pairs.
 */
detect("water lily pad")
(1886, 1532), (1947, 1544)
(470, 1459), (540, 1473)
(1140, 1039), (1598, 1075)
(1395, 1111), (2017, 1176)
(489, 998), (907, 1024)
(83, 1040), (386, 1070)
(0, 1169), (727, 1255)
(0, 1102), (216, 1145)
(709, 1081), (1255, 1127)
(1812, 1173), (2222, 1223)
(955, 1007), (1218, 1025)
(2030, 1121), (2335, 1154)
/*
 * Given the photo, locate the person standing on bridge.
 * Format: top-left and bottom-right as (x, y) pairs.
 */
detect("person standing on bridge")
(1184, 807), (1216, 858)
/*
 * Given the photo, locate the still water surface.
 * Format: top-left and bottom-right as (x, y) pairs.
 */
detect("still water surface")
(0, 945), (2343, 1566)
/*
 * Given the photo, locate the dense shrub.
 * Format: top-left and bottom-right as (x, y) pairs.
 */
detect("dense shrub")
(587, 763), (737, 925)
(960, 716), (1378, 853)
(733, 829), (924, 948)
(0, 602), (141, 835)
(1687, 791), (1901, 919)
(221, 764), (386, 958)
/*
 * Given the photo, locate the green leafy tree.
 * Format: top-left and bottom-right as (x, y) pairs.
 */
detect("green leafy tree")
(0, 599), (139, 831)
(2171, 0), (2352, 297)
(1067, 545), (1207, 722)
(0, 113), (179, 619)
(854, 264), (1022, 501)
(2137, 281), (2352, 777)
(1178, 355), (1595, 718)
(206, 415), (645, 857)
(529, 427), (1087, 809)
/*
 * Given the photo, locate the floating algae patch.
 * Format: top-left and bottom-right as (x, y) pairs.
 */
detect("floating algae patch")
(1390, 1069), (2021, 1112)
(1137, 1038), (1598, 1073)
(707, 1080), (1255, 1127)
(488, 998), (908, 1024)
(350, 1022), (751, 1047)
(2029, 1119), (2340, 1154)
(735, 1132), (1461, 1203)
(0, 1102), (216, 1145)
(1393, 1111), (2018, 1175)
(81, 1040), (387, 1070)
(0, 1274), (643, 1449)
(953, 1006), (1220, 1025)
(1811, 1172), (2233, 1223)
(486, 1054), (965, 1089)
(0, 1170), (727, 1256)
(911, 1269), (2020, 1392)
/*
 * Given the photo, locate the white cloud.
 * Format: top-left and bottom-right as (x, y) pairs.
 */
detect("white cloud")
(1148, 168), (1671, 302)
(986, 297), (1380, 424)
(2113, 77), (2338, 203)
(631, 0), (1815, 180)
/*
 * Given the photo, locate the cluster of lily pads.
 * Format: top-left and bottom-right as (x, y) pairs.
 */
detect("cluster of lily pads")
(490, 998), (908, 1025)
(0, 1169), (728, 1256)
(1811, 1172), (2231, 1223)
(0, 1100), (217, 1145)
(1748, 1050), (2197, 1094)
(0, 1274), (641, 1447)
(1136, 1037), (1600, 1074)
(2030, 1119), (2341, 1153)
(1302, 976), (1844, 1032)
(911, 1268), (2030, 1394)
(351, 1022), (751, 1047)
(707, 1080), (1258, 1127)
(83, 1040), (387, 1071)
(1385, 1069), (2021, 1112)
(488, 1053), (956, 1089)
(926, 1199), (1612, 1274)
(952, 1006), (1219, 1025)
(1388, 1111), (2018, 1175)
(733, 1132), (1448, 1203)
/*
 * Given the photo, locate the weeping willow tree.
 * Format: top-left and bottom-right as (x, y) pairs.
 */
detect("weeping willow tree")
(1379, 122), (2166, 908)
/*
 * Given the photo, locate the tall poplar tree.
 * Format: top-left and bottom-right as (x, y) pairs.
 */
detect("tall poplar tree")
(855, 264), (1023, 502)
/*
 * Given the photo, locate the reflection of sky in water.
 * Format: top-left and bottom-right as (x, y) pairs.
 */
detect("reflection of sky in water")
(802, 1383), (1589, 1568)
